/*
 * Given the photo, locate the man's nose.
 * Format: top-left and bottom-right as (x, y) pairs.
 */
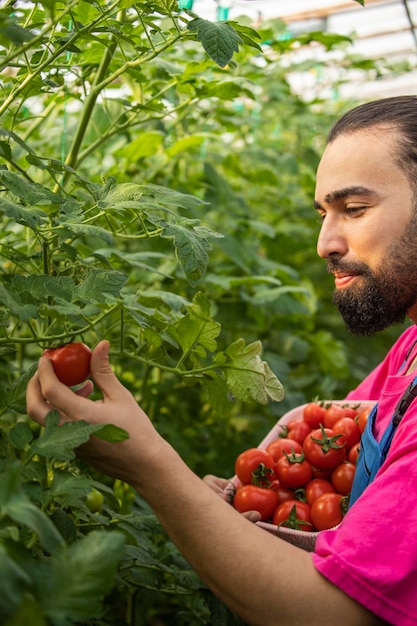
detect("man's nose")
(316, 216), (347, 259)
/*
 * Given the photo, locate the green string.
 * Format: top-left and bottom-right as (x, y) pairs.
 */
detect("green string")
(61, 19), (73, 165)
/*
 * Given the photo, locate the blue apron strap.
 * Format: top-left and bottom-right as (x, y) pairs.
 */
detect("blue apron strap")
(349, 375), (417, 508)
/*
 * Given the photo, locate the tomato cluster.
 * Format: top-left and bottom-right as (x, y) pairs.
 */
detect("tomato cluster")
(232, 402), (372, 532)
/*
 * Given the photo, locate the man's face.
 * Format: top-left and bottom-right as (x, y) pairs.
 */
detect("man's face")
(314, 128), (417, 335)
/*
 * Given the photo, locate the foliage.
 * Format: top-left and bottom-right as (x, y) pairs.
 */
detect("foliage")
(0, 0), (409, 623)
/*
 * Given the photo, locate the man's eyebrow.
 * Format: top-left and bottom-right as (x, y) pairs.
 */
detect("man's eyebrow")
(314, 186), (375, 209)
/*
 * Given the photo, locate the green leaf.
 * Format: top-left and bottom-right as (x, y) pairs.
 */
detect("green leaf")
(0, 196), (48, 229)
(39, 530), (126, 622)
(8, 422), (34, 450)
(169, 292), (220, 357)
(0, 170), (63, 207)
(160, 218), (220, 286)
(0, 284), (38, 321)
(1, 363), (37, 412)
(0, 462), (65, 553)
(0, 544), (31, 620)
(187, 18), (243, 67)
(217, 339), (284, 405)
(30, 412), (129, 461)
(74, 269), (128, 303)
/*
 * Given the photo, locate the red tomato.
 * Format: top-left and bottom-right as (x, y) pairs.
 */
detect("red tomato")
(323, 405), (350, 428)
(332, 417), (361, 451)
(235, 449), (276, 486)
(305, 478), (335, 505)
(311, 466), (332, 481)
(310, 492), (344, 531)
(266, 438), (303, 461)
(271, 483), (295, 505)
(303, 426), (346, 470)
(286, 420), (311, 444)
(275, 452), (313, 489)
(233, 484), (278, 521)
(272, 500), (313, 531)
(43, 342), (92, 386)
(348, 442), (361, 464)
(302, 402), (326, 429)
(356, 406), (373, 434)
(331, 461), (356, 495)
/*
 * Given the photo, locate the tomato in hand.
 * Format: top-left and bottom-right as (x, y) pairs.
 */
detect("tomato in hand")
(331, 461), (356, 495)
(234, 484), (278, 521)
(272, 500), (313, 531)
(43, 342), (92, 387)
(235, 448), (276, 486)
(310, 492), (344, 531)
(266, 438), (303, 461)
(303, 402), (326, 429)
(303, 426), (346, 470)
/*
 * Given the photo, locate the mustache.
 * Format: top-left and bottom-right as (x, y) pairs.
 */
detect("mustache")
(326, 258), (371, 276)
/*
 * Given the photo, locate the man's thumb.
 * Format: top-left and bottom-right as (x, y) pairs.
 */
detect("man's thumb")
(89, 340), (122, 396)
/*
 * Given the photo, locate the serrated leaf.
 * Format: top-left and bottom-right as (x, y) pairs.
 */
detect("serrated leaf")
(8, 422), (34, 450)
(218, 339), (284, 405)
(161, 219), (217, 286)
(30, 412), (129, 461)
(0, 462), (64, 553)
(39, 530), (126, 622)
(74, 269), (128, 303)
(169, 292), (220, 356)
(0, 170), (63, 206)
(0, 196), (48, 228)
(57, 221), (114, 244)
(0, 283), (38, 321)
(1, 363), (37, 411)
(187, 18), (243, 67)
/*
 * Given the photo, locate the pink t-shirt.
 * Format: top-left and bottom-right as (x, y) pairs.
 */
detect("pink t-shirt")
(313, 324), (417, 626)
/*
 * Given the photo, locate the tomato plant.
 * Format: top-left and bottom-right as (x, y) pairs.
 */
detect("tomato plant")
(235, 448), (276, 486)
(43, 342), (92, 386)
(310, 493), (344, 531)
(234, 485), (278, 521)
(272, 500), (313, 531)
(303, 426), (346, 470)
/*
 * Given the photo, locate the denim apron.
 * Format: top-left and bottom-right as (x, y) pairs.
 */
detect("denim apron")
(349, 374), (417, 508)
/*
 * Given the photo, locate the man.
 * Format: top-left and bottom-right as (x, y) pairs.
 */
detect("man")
(27, 96), (417, 626)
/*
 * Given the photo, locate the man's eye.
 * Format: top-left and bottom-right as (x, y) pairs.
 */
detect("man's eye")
(345, 206), (366, 216)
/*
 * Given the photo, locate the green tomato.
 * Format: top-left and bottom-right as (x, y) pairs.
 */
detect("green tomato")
(85, 488), (104, 513)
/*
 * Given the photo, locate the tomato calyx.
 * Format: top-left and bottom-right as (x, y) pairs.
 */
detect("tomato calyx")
(276, 503), (313, 531)
(251, 463), (276, 487)
(310, 424), (345, 452)
(282, 449), (307, 464)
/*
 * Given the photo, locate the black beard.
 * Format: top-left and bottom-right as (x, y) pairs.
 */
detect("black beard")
(331, 272), (409, 336)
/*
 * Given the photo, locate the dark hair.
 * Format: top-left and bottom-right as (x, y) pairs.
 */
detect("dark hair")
(328, 95), (417, 186)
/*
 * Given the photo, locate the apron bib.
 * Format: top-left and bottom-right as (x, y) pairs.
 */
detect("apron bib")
(349, 375), (417, 508)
